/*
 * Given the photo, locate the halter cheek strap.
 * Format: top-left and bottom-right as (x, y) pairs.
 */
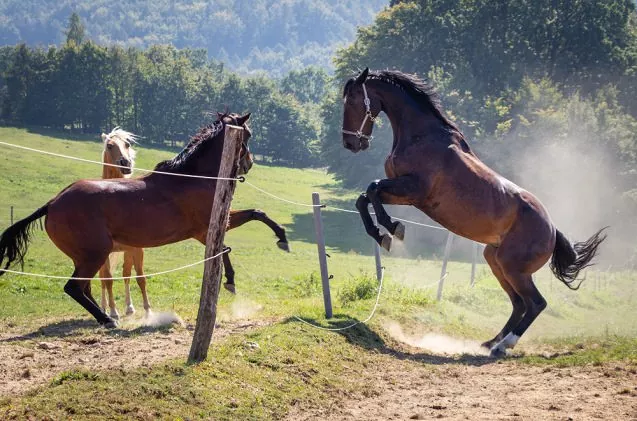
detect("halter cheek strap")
(342, 83), (376, 141)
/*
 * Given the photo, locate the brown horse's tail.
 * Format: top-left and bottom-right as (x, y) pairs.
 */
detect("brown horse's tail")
(550, 227), (607, 290)
(0, 205), (48, 276)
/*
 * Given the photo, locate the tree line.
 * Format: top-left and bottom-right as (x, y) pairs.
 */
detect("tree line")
(0, 14), (330, 167)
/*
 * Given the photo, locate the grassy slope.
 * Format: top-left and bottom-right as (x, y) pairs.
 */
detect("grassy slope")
(0, 127), (635, 417)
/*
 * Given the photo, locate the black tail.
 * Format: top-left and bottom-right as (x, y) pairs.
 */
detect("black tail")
(550, 227), (607, 290)
(0, 205), (48, 276)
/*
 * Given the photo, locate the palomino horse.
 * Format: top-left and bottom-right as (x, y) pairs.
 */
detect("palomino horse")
(99, 127), (151, 319)
(341, 68), (606, 356)
(0, 113), (253, 328)
(99, 128), (289, 317)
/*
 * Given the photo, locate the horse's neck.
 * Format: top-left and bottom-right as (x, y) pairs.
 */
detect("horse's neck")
(373, 81), (461, 152)
(102, 151), (126, 179)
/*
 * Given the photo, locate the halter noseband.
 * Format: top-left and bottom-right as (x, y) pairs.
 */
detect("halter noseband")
(342, 82), (376, 142)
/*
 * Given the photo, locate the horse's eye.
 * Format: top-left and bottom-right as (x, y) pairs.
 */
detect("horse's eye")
(107, 144), (113, 149)
(125, 143), (130, 149)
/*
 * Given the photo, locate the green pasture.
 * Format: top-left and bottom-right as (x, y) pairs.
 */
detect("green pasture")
(0, 127), (635, 419)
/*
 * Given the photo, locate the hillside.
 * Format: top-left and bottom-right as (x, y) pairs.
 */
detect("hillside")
(0, 0), (387, 74)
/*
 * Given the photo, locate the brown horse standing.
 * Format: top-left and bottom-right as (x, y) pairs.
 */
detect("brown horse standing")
(341, 68), (606, 356)
(0, 113), (253, 328)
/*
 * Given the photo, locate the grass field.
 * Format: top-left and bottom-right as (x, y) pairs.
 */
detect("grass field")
(0, 127), (635, 419)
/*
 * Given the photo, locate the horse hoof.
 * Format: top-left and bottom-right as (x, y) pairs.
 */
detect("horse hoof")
(489, 345), (507, 358)
(277, 241), (290, 252)
(110, 311), (120, 320)
(380, 234), (392, 252)
(392, 222), (405, 241)
(223, 282), (236, 294)
(126, 305), (136, 316)
(103, 320), (118, 329)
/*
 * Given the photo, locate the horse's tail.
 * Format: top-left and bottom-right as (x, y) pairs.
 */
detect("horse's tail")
(0, 205), (48, 276)
(550, 227), (607, 290)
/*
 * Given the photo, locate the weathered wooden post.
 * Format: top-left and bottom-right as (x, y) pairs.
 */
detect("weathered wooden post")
(437, 231), (454, 301)
(10, 206), (13, 225)
(470, 241), (479, 287)
(312, 192), (332, 319)
(188, 125), (244, 364)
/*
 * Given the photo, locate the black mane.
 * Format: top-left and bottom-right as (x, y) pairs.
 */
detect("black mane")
(345, 69), (462, 134)
(154, 120), (225, 174)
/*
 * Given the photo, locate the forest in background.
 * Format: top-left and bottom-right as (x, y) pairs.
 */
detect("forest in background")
(2, 0), (637, 264)
(0, 0), (386, 75)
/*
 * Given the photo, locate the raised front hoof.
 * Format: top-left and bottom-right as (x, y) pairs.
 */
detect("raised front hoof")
(223, 282), (236, 294)
(392, 221), (406, 241)
(277, 241), (290, 252)
(102, 319), (118, 329)
(125, 305), (136, 316)
(380, 234), (392, 252)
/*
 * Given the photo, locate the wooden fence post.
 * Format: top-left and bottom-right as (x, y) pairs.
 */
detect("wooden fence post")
(188, 125), (244, 364)
(437, 231), (454, 301)
(10, 206), (13, 225)
(312, 192), (332, 319)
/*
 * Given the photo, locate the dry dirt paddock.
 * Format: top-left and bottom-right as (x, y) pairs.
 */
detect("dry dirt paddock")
(0, 318), (635, 420)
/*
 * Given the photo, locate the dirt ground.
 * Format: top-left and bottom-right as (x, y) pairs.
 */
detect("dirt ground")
(287, 357), (637, 421)
(0, 316), (270, 396)
(0, 318), (635, 420)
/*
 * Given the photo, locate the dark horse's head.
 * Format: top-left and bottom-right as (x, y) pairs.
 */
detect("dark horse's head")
(341, 67), (380, 153)
(217, 112), (254, 175)
(154, 112), (253, 177)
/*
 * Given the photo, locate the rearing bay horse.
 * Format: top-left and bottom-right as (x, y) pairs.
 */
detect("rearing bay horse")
(341, 68), (606, 356)
(0, 113), (253, 328)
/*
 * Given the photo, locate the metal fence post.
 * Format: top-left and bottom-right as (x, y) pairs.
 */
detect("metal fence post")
(437, 231), (454, 301)
(312, 192), (332, 319)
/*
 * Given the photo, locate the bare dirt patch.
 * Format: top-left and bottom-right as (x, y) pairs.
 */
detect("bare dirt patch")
(288, 355), (637, 421)
(0, 316), (272, 397)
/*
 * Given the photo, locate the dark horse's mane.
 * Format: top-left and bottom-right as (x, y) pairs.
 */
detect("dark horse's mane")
(344, 69), (462, 135)
(154, 119), (225, 174)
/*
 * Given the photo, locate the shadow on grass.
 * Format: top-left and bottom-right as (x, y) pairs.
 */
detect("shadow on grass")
(0, 317), (175, 343)
(283, 316), (500, 367)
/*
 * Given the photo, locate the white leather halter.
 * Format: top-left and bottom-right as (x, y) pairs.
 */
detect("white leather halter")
(342, 82), (376, 141)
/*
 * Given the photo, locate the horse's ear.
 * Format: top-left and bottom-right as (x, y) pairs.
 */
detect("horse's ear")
(355, 67), (369, 84)
(216, 111), (225, 119)
(235, 112), (251, 126)
(101, 133), (107, 142)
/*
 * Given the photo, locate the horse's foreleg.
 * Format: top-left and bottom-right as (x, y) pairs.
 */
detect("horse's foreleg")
(123, 251), (135, 315)
(99, 258), (119, 320)
(229, 209), (289, 252)
(132, 248), (151, 315)
(222, 248), (236, 294)
(355, 193), (386, 249)
(366, 175), (420, 244)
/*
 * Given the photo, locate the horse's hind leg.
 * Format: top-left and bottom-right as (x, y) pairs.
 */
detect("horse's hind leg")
(490, 255), (548, 357)
(481, 245), (526, 350)
(123, 251), (135, 315)
(65, 264), (117, 328)
(366, 175), (420, 245)
(132, 248), (151, 315)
